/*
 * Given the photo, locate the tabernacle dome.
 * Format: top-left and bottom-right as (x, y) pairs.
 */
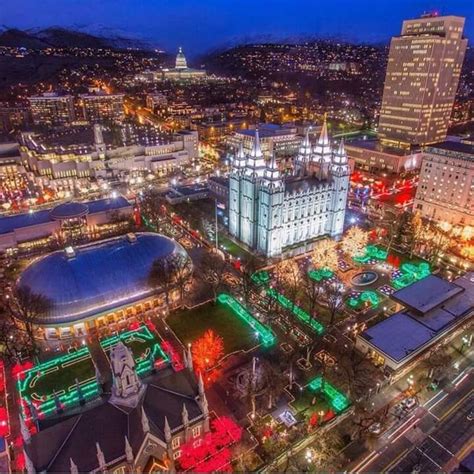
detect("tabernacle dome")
(16, 233), (189, 327)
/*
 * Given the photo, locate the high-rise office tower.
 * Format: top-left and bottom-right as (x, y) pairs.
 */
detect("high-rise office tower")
(378, 14), (467, 147)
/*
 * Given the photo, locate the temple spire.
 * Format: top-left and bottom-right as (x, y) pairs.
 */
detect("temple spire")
(245, 128), (266, 177)
(333, 138), (348, 164)
(264, 154), (282, 187)
(233, 141), (247, 170)
(318, 113), (329, 146)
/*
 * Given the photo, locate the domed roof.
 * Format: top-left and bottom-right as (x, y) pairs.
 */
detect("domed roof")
(16, 233), (189, 325)
(50, 202), (89, 220)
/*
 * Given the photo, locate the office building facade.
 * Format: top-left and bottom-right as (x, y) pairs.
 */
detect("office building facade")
(378, 15), (467, 147)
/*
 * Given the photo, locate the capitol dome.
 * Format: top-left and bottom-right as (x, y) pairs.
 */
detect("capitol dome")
(16, 233), (189, 325)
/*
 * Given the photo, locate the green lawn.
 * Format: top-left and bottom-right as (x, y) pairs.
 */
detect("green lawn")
(167, 301), (259, 354)
(290, 389), (331, 419)
(19, 349), (95, 402)
(218, 234), (254, 263)
(17, 348), (100, 418)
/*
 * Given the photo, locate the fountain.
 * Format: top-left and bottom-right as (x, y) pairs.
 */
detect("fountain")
(351, 271), (379, 287)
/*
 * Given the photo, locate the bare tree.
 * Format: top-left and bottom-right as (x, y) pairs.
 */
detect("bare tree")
(171, 253), (193, 304)
(149, 256), (176, 310)
(322, 279), (345, 326)
(200, 250), (227, 302)
(303, 270), (320, 325)
(12, 286), (52, 356)
(140, 189), (165, 232)
(0, 311), (35, 363)
(238, 256), (258, 306)
(274, 259), (301, 310)
(328, 345), (380, 401)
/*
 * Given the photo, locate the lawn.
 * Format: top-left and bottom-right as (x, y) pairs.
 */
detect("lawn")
(218, 234), (254, 263)
(17, 347), (99, 418)
(100, 325), (169, 376)
(167, 301), (260, 354)
(289, 388), (331, 420)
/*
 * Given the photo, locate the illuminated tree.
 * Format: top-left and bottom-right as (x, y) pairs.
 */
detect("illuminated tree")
(312, 239), (338, 272)
(274, 259), (301, 309)
(178, 416), (242, 472)
(192, 329), (224, 375)
(341, 226), (368, 258)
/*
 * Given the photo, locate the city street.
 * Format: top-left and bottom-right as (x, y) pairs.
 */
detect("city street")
(350, 369), (473, 473)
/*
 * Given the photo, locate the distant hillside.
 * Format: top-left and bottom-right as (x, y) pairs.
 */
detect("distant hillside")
(0, 26), (158, 50)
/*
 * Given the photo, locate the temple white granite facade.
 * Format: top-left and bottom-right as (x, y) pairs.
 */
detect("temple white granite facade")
(228, 120), (350, 257)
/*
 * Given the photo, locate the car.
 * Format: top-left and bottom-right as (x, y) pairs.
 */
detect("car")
(467, 410), (474, 421)
(402, 397), (417, 411)
(368, 422), (382, 435)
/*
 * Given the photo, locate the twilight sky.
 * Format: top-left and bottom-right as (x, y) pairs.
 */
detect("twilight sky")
(1, 0), (472, 55)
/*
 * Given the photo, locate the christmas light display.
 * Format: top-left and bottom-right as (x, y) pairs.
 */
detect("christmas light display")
(267, 288), (325, 335)
(308, 268), (334, 282)
(347, 290), (380, 310)
(101, 325), (169, 376)
(312, 239), (339, 272)
(392, 262), (431, 289)
(178, 416), (243, 472)
(0, 361), (9, 437)
(353, 245), (388, 264)
(217, 293), (276, 347)
(192, 329), (225, 374)
(17, 347), (100, 420)
(307, 375), (350, 413)
(252, 271), (325, 334)
(341, 226), (369, 258)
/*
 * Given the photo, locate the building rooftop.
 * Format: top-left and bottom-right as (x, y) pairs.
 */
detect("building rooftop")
(346, 138), (412, 156)
(391, 274), (464, 315)
(27, 369), (203, 473)
(237, 123), (297, 138)
(0, 197), (131, 235)
(16, 232), (188, 325)
(285, 175), (328, 194)
(361, 272), (474, 364)
(426, 141), (474, 156)
(362, 312), (434, 362)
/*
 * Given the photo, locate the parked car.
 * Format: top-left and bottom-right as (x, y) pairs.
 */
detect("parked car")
(402, 397), (417, 411)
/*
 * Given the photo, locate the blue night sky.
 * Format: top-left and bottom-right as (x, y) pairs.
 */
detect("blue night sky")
(1, 0), (472, 55)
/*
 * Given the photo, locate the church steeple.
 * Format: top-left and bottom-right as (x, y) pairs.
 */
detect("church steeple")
(110, 342), (144, 408)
